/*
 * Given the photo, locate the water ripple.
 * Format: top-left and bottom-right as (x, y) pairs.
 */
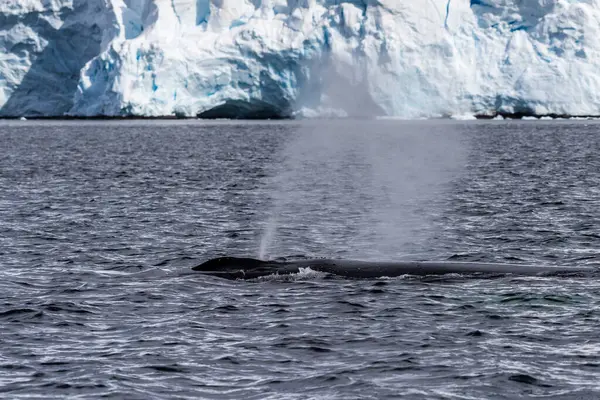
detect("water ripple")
(1, 120), (600, 398)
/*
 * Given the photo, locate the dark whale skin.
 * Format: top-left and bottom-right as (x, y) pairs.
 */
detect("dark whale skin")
(192, 257), (595, 280)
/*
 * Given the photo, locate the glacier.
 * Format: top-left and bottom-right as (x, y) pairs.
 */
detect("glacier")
(1, 0), (600, 118)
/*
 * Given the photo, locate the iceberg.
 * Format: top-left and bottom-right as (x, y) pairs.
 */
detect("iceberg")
(1, 0), (600, 118)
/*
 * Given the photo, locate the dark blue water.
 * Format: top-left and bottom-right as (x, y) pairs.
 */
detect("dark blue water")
(1, 120), (599, 399)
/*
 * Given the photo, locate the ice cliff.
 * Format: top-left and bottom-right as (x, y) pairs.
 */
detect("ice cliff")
(1, 0), (599, 118)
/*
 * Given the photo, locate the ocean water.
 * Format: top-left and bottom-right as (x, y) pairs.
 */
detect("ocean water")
(1, 120), (599, 399)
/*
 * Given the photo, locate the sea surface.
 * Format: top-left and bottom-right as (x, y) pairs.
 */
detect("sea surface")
(1, 120), (599, 399)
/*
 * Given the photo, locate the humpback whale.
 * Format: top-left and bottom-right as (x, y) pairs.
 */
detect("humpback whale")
(192, 256), (595, 280)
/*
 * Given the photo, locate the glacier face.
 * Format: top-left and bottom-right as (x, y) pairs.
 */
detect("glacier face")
(1, 0), (599, 118)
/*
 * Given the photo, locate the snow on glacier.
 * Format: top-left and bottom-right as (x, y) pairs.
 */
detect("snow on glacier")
(1, 0), (600, 118)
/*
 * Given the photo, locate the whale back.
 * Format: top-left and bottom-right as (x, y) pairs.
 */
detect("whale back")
(192, 256), (264, 271)
(192, 257), (287, 279)
(192, 257), (596, 280)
